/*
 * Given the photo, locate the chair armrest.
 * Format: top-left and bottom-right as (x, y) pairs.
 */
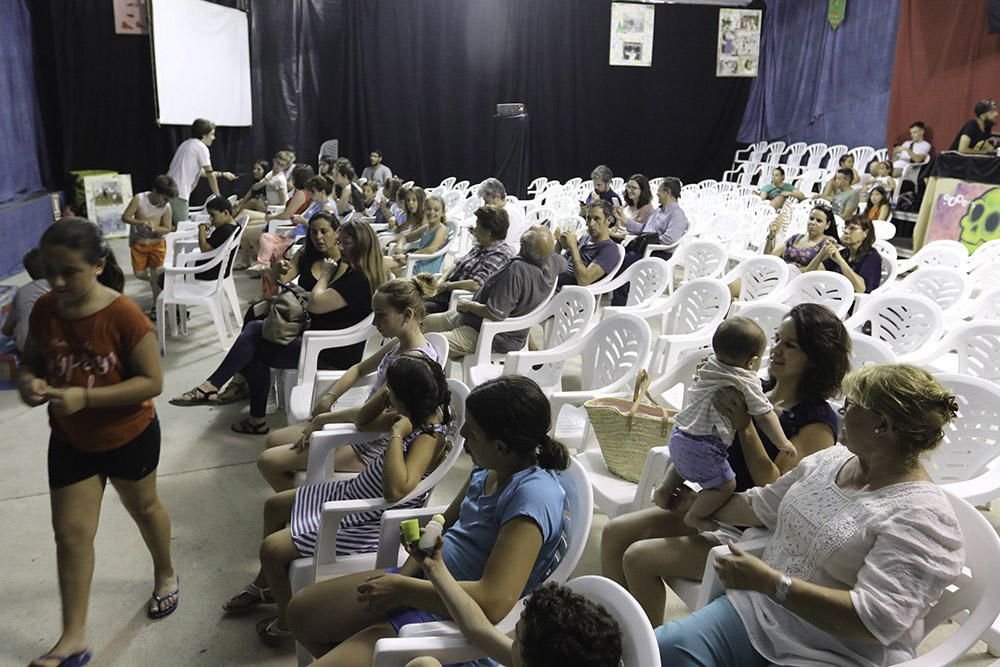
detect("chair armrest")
(306, 429), (368, 485)
(398, 621), (462, 639)
(376, 505), (450, 570)
(373, 636), (487, 667)
(504, 336), (588, 374)
(448, 289), (474, 311)
(314, 496), (392, 570)
(643, 241), (681, 259)
(696, 535), (770, 609)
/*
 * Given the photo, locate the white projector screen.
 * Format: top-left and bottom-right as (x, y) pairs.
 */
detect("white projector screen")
(149, 0), (252, 126)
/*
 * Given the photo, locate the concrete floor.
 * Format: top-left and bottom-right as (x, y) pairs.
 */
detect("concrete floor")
(1, 237), (998, 666)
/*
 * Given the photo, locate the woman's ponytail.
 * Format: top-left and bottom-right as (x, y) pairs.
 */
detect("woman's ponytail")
(99, 246), (126, 292)
(536, 433), (570, 471)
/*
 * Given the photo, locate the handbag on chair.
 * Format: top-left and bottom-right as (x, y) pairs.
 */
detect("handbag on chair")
(584, 369), (675, 483)
(261, 281), (311, 345)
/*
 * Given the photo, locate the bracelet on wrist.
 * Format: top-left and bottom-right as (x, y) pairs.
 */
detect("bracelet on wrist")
(772, 573), (793, 604)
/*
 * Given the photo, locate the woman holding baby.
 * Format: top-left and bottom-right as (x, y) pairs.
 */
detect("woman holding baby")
(601, 303), (851, 625)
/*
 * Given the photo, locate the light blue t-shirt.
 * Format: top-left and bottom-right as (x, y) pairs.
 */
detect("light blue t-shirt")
(442, 465), (566, 596)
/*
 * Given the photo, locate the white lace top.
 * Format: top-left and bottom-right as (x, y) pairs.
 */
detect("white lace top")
(728, 446), (964, 667)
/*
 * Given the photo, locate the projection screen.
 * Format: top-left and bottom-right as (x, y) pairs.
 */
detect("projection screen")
(149, 0), (252, 126)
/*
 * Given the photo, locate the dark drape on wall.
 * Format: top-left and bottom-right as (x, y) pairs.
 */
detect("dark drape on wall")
(0, 0), (46, 204)
(331, 0), (757, 186)
(30, 0), (755, 196)
(29, 0), (344, 200)
(737, 0), (901, 149)
(886, 0), (1000, 151)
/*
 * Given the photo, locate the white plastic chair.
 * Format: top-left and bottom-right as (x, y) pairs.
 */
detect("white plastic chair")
(606, 278), (730, 375)
(371, 575), (658, 667)
(897, 239), (969, 274)
(156, 222), (244, 353)
(900, 266), (973, 316)
(691, 490), (1000, 667)
(968, 260), (1000, 299)
(585, 257), (672, 311)
(845, 292), (945, 361)
(963, 286), (1000, 323)
(969, 239), (1000, 273)
(390, 458), (594, 641)
(824, 144), (848, 170)
(769, 271), (856, 319)
(577, 445), (670, 519)
(505, 314), (652, 449)
(911, 322), (1000, 382)
(736, 301), (792, 348)
(463, 286), (596, 388)
(289, 379), (470, 594)
(288, 333), (450, 425)
(663, 239), (728, 292)
(848, 330), (897, 368)
(280, 315), (377, 415)
(725, 255), (790, 305)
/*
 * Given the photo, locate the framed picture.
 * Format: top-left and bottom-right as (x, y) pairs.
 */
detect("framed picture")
(610, 3), (654, 67)
(84, 174), (133, 239)
(717, 8), (762, 77)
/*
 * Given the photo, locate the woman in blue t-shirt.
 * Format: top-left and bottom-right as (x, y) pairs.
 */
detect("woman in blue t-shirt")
(285, 375), (570, 665)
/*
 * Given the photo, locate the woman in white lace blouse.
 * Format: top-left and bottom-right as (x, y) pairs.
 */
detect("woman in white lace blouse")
(656, 364), (965, 667)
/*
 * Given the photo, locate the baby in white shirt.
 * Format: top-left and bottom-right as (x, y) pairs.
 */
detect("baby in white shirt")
(663, 317), (796, 530)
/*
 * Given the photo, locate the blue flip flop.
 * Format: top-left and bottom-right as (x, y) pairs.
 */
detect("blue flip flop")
(31, 649), (92, 667)
(147, 576), (179, 619)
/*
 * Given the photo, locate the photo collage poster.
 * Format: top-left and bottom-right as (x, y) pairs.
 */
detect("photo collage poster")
(84, 174), (133, 239)
(717, 8), (761, 77)
(610, 2), (655, 67)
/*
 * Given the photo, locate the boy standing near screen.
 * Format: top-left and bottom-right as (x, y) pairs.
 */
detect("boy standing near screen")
(166, 118), (237, 223)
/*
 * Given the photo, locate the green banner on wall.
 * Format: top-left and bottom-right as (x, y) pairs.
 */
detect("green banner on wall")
(828, 0), (847, 29)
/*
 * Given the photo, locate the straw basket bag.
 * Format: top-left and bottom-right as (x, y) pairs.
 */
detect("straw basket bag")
(584, 369), (675, 482)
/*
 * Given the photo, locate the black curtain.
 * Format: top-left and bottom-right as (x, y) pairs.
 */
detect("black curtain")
(333, 0), (757, 186)
(30, 0), (755, 197)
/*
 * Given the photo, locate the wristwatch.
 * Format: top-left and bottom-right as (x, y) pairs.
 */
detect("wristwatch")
(772, 573), (793, 604)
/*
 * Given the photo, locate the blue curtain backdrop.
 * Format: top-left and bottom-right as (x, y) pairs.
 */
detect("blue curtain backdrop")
(0, 0), (46, 204)
(737, 0), (901, 148)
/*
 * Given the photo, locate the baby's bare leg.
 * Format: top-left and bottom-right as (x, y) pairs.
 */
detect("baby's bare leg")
(684, 479), (737, 531)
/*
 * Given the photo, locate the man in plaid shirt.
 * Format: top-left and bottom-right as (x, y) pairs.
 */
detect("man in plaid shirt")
(423, 205), (514, 314)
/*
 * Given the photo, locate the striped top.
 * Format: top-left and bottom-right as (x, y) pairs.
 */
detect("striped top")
(290, 422), (449, 557)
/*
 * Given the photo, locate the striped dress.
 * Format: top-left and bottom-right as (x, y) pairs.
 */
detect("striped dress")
(290, 423), (449, 557)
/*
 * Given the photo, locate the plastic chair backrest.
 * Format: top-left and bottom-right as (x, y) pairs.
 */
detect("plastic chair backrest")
(936, 322), (1000, 381)
(622, 258), (672, 307)
(580, 314), (652, 392)
(929, 373), (1000, 486)
(848, 293), (944, 356)
(424, 333), (450, 369)
(970, 287), (1000, 321)
(781, 271), (855, 319)
(564, 577), (660, 667)
(901, 266), (972, 312)
(648, 345), (712, 411)
(825, 144), (848, 169)
(677, 240), (728, 281)
(736, 301), (791, 347)
(910, 240), (968, 271)
(902, 490), (1000, 666)
(848, 331), (897, 369)
(736, 256), (790, 302)
(804, 143), (828, 169)
(663, 278), (731, 336)
(969, 239), (1000, 272)
(546, 458), (595, 584)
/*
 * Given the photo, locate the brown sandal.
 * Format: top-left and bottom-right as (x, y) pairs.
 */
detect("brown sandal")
(169, 386), (218, 406)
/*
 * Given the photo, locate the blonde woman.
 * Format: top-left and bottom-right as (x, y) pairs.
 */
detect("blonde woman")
(387, 194), (449, 276)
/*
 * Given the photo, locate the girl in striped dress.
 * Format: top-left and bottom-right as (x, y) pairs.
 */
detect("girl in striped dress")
(223, 353), (451, 645)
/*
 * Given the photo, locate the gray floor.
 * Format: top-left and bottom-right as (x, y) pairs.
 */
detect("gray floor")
(1, 237), (997, 666)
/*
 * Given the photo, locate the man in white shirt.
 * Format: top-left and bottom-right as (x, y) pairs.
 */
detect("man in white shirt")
(360, 149), (393, 185)
(891, 121), (932, 177)
(166, 118), (237, 223)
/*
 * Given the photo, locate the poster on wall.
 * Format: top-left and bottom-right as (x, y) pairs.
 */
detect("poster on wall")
(114, 0), (149, 35)
(926, 180), (1000, 251)
(610, 2), (655, 67)
(717, 8), (761, 77)
(84, 174), (133, 239)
